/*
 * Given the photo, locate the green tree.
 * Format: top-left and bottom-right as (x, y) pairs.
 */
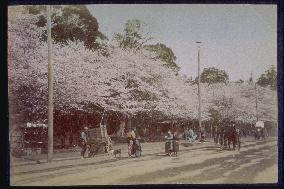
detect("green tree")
(114, 19), (179, 71)
(257, 65), (277, 90)
(144, 43), (179, 71)
(113, 19), (152, 50)
(194, 67), (229, 85)
(26, 5), (107, 50)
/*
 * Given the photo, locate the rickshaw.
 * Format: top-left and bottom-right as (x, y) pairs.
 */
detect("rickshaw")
(254, 121), (266, 140)
(85, 127), (108, 157)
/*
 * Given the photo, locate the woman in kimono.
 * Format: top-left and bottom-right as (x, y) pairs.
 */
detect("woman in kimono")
(172, 131), (179, 156)
(128, 129), (136, 157)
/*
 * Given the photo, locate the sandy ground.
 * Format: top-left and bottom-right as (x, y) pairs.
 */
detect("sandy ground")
(10, 138), (278, 185)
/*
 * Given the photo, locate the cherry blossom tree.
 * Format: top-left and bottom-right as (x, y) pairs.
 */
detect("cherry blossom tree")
(202, 83), (277, 124)
(8, 14), (48, 122)
(8, 10), (277, 138)
(8, 12), (196, 132)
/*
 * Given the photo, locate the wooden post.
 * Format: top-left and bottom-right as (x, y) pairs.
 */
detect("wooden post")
(196, 41), (203, 139)
(47, 5), (54, 163)
(254, 83), (259, 121)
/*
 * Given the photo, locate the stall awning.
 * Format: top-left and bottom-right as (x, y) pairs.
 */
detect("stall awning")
(25, 123), (48, 128)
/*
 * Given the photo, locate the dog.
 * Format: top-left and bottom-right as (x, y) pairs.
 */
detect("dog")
(105, 143), (121, 158)
(108, 148), (122, 158)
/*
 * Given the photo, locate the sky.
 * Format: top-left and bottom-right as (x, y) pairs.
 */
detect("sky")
(87, 4), (277, 81)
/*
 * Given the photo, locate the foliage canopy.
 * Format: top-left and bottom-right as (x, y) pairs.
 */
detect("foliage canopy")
(257, 65), (277, 90)
(194, 67), (229, 85)
(26, 5), (107, 50)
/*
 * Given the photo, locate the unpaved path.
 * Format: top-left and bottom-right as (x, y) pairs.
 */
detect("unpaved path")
(11, 138), (278, 185)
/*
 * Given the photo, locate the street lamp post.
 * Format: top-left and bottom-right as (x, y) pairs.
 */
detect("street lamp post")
(196, 41), (202, 136)
(47, 5), (54, 163)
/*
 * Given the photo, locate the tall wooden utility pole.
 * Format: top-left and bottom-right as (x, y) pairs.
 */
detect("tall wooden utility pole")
(196, 41), (202, 133)
(47, 5), (54, 163)
(254, 83), (259, 121)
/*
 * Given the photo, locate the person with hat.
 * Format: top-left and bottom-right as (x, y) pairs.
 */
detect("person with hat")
(80, 126), (89, 159)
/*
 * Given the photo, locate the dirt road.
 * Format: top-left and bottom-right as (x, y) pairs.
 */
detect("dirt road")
(11, 138), (278, 185)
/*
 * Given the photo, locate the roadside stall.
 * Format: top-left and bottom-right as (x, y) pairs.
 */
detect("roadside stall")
(20, 123), (48, 155)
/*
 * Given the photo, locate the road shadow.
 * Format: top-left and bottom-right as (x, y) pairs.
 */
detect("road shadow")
(120, 144), (277, 184)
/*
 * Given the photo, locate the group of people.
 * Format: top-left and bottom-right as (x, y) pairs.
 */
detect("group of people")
(165, 130), (180, 156)
(79, 126), (203, 159)
(79, 127), (143, 159)
(126, 129), (142, 157)
(214, 122), (241, 151)
(79, 123), (242, 159)
(184, 128), (198, 143)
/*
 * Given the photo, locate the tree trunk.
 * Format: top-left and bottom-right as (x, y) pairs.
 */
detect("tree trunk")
(117, 114), (126, 137)
(100, 110), (107, 138)
(127, 114), (132, 130)
(210, 122), (213, 139)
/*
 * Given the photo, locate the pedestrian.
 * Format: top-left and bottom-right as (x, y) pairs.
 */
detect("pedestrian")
(126, 129), (132, 144)
(184, 127), (189, 141)
(188, 128), (197, 143)
(61, 131), (66, 149)
(199, 130), (206, 142)
(69, 133), (73, 147)
(173, 131), (179, 156)
(131, 129), (136, 155)
(80, 126), (89, 159)
(134, 133), (142, 157)
(219, 125), (224, 149)
(131, 128), (136, 140)
(229, 123), (237, 150)
(223, 126), (230, 150)
(165, 130), (174, 156)
(236, 127), (241, 150)
(127, 128), (136, 157)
